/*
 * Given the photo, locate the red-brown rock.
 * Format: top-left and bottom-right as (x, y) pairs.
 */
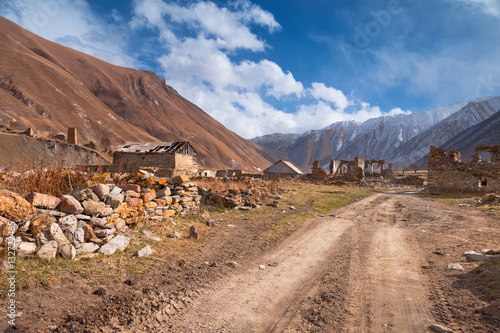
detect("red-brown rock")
(118, 184), (141, 193)
(57, 195), (84, 214)
(128, 198), (143, 208)
(26, 192), (61, 209)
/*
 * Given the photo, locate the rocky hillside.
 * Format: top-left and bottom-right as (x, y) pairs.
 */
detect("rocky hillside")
(0, 17), (274, 171)
(253, 97), (500, 171)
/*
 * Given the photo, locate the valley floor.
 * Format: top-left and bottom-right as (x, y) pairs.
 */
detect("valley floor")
(3, 189), (500, 332)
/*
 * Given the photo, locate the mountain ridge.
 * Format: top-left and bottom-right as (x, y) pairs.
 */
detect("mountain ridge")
(0, 17), (275, 170)
(252, 97), (500, 171)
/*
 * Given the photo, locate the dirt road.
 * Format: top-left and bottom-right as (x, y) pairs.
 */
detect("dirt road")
(171, 192), (443, 332)
(14, 190), (500, 332)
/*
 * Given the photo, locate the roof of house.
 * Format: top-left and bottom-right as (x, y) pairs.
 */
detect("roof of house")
(264, 160), (303, 174)
(115, 142), (198, 155)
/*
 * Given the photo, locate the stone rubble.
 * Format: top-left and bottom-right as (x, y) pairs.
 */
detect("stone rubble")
(0, 171), (286, 261)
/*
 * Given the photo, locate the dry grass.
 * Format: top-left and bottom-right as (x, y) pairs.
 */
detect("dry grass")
(0, 180), (376, 297)
(474, 258), (500, 301)
(194, 177), (249, 192)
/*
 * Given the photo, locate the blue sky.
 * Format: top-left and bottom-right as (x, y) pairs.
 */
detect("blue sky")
(1, 0), (500, 138)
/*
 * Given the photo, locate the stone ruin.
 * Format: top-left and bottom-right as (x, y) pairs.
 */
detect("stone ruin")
(329, 157), (394, 181)
(427, 145), (500, 193)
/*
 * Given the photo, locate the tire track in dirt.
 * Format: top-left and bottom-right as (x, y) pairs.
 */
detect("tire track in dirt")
(168, 193), (440, 332)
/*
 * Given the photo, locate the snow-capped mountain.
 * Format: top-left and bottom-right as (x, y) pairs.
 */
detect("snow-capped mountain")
(252, 97), (500, 171)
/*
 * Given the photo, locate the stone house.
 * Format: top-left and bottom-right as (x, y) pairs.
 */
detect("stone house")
(427, 145), (500, 193)
(329, 157), (394, 181)
(263, 160), (303, 179)
(111, 142), (198, 176)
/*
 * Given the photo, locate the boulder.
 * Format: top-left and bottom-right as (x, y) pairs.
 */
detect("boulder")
(465, 253), (488, 262)
(82, 200), (106, 216)
(81, 223), (96, 241)
(128, 198), (143, 208)
(98, 235), (130, 255)
(126, 190), (140, 198)
(76, 242), (100, 254)
(156, 188), (171, 197)
(141, 189), (156, 203)
(118, 184), (141, 193)
(0, 190), (36, 222)
(64, 226), (85, 246)
(25, 192), (61, 209)
(59, 215), (78, 231)
(93, 184), (110, 200)
(70, 186), (93, 201)
(35, 240), (58, 261)
(57, 195), (84, 214)
(136, 245), (153, 257)
(172, 175), (189, 184)
(110, 186), (122, 195)
(114, 218), (126, 230)
(35, 228), (51, 246)
(49, 223), (76, 259)
(106, 193), (124, 209)
(94, 227), (116, 238)
(17, 242), (37, 257)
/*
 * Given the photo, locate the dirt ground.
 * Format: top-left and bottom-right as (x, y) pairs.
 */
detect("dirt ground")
(3, 190), (500, 332)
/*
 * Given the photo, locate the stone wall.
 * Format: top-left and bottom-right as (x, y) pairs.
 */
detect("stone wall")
(0, 132), (109, 171)
(111, 152), (197, 176)
(329, 157), (394, 181)
(427, 145), (500, 193)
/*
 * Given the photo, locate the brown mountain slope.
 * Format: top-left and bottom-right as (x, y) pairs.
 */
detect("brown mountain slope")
(0, 17), (274, 170)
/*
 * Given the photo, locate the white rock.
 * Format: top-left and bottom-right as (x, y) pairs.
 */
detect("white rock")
(98, 235), (130, 255)
(50, 223), (76, 259)
(59, 215), (78, 231)
(36, 241), (58, 261)
(94, 227), (116, 238)
(17, 242), (36, 257)
(446, 263), (464, 271)
(77, 242), (100, 254)
(136, 245), (153, 257)
(259, 265), (266, 270)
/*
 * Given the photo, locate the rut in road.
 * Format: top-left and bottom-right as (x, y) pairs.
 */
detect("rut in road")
(172, 192), (436, 332)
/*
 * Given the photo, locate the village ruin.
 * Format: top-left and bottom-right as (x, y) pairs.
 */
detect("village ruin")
(427, 145), (500, 192)
(328, 157), (394, 181)
(111, 142), (198, 176)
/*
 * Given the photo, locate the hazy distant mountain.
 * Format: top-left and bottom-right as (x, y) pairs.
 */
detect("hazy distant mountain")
(252, 97), (500, 171)
(0, 17), (274, 170)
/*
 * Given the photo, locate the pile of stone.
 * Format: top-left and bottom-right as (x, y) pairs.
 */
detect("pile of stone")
(0, 172), (202, 261)
(199, 183), (286, 210)
(479, 193), (500, 206)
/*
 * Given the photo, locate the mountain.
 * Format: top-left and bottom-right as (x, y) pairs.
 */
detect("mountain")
(410, 107), (500, 169)
(252, 97), (500, 171)
(389, 97), (500, 169)
(0, 17), (273, 170)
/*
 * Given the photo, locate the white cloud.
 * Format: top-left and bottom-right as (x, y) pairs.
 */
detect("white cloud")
(133, 0), (410, 138)
(456, 0), (500, 17)
(0, 0), (137, 67)
(310, 82), (350, 109)
(1, 0), (412, 139)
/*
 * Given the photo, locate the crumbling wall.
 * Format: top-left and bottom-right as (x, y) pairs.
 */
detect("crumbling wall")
(329, 157), (394, 181)
(0, 132), (108, 171)
(427, 145), (500, 193)
(112, 152), (198, 176)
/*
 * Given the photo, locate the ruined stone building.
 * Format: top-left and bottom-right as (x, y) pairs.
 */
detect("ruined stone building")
(329, 157), (394, 181)
(427, 145), (500, 192)
(263, 160), (303, 179)
(111, 142), (198, 176)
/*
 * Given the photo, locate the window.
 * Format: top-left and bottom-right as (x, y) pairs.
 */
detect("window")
(479, 177), (487, 187)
